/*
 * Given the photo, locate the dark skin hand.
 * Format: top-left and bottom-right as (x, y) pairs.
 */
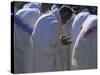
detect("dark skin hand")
(60, 35), (72, 45)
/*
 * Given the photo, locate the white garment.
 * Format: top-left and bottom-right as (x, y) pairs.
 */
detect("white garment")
(51, 6), (68, 70)
(70, 10), (90, 69)
(51, 5), (61, 23)
(72, 15), (97, 69)
(51, 5), (57, 10)
(61, 14), (76, 70)
(31, 12), (63, 72)
(71, 9), (90, 44)
(14, 7), (40, 73)
(23, 2), (41, 13)
(19, 8), (40, 30)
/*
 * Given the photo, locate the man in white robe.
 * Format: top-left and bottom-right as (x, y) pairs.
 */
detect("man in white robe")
(70, 8), (90, 69)
(14, 3), (40, 73)
(52, 5), (76, 70)
(71, 8), (90, 44)
(51, 5), (76, 70)
(31, 11), (64, 72)
(31, 6), (73, 72)
(51, 4), (65, 70)
(71, 15), (97, 69)
(61, 13), (76, 70)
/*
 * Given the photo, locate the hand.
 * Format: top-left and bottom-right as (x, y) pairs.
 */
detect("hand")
(60, 35), (72, 45)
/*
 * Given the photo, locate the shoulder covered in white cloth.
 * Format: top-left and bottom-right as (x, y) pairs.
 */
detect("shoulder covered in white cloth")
(73, 14), (97, 50)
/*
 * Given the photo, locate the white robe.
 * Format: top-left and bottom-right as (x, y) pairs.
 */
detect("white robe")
(70, 10), (90, 69)
(72, 15), (97, 69)
(14, 7), (40, 73)
(51, 6), (67, 70)
(71, 9), (90, 46)
(23, 2), (41, 9)
(61, 14), (76, 70)
(31, 12), (64, 72)
(51, 5), (58, 11)
(23, 2), (41, 14)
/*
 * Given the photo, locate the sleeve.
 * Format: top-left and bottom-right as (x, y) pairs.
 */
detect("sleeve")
(49, 20), (62, 48)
